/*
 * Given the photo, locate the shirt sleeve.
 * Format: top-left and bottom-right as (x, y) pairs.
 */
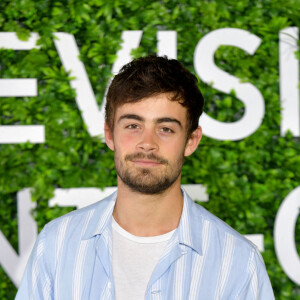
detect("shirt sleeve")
(236, 247), (275, 300)
(15, 226), (53, 300)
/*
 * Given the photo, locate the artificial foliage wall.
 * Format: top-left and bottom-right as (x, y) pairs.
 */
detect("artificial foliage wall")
(0, 0), (300, 299)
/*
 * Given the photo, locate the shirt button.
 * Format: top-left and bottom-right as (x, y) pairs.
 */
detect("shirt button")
(151, 290), (160, 294)
(107, 282), (112, 289)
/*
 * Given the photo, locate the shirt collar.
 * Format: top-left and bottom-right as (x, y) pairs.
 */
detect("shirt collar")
(176, 188), (203, 255)
(82, 190), (117, 240)
(82, 188), (203, 255)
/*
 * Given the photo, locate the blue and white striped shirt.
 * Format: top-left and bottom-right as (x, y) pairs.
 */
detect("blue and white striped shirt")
(16, 189), (275, 299)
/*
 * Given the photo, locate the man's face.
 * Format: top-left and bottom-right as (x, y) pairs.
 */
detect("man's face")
(105, 93), (201, 194)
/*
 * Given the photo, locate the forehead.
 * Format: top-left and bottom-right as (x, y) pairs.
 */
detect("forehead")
(114, 94), (188, 125)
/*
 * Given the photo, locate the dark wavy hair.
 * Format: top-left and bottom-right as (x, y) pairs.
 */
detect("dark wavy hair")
(105, 55), (204, 136)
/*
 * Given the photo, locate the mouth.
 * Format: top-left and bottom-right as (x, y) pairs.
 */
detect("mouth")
(130, 159), (163, 167)
(125, 153), (168, 167)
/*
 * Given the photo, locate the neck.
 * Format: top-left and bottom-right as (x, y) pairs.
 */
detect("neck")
(113, 178), (183, 237)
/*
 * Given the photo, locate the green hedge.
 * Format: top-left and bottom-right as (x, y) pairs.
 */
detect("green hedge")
(0, 0), (299, 298)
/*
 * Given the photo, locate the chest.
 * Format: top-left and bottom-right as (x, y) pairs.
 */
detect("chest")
(55, 244), (243, 300)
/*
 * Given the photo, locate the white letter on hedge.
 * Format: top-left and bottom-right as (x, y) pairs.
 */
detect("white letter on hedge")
(0, 32), (44, 144)
(194, 28), (264, 141)
(274, 186), (300, 285)
(157, 31), (177, 59)
(54, 31), (142, 138)
(0, 189), (37, 287)
(279, 27), (300, 137)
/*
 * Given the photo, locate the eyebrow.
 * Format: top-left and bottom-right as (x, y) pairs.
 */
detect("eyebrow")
(118, 114), (182, 128)
(118, 114), (144, 123)
(156, 117), (182, 128)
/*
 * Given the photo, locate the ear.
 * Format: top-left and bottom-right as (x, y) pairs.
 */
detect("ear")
(104, 122), (115, 151)
(184, 126), (202, 157)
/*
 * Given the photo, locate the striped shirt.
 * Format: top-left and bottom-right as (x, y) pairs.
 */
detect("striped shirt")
(16, 189), (275, 300)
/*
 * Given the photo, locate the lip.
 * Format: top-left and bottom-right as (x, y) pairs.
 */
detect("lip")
(131, 160), (162, 167)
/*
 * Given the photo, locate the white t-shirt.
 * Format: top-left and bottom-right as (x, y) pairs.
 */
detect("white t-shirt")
(112, 218), (175, 300)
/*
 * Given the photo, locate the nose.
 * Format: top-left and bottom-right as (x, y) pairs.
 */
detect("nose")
(136, 128), (158, 152)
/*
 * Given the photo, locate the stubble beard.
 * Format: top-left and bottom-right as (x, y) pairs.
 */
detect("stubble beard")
(114, 151), (184, 195)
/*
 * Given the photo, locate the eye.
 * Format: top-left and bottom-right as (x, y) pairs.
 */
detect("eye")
(160, 127), (174, 133)
(126, 124), (139, 129)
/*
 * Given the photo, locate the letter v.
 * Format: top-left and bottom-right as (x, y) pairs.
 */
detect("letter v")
(53, 31), (143, 139)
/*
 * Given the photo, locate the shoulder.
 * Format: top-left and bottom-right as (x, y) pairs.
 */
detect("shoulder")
(33, 193), (116, 276)
(190, 199), (259, 257)
(45, 196), (112, 232)
(193, 203), (274, 299)
(41, 192), (116, 248)
(190, 201), (274, 294)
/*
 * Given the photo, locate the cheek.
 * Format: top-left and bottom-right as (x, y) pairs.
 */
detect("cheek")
(162, 141), (186, 161)
(114, 132), (137, 152)
(165, 135), (187, 150)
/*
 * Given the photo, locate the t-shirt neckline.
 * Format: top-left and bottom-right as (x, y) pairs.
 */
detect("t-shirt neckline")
(112, 217), (176, 244)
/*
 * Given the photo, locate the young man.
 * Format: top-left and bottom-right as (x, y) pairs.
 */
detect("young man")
(16, 56), (274, 299)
